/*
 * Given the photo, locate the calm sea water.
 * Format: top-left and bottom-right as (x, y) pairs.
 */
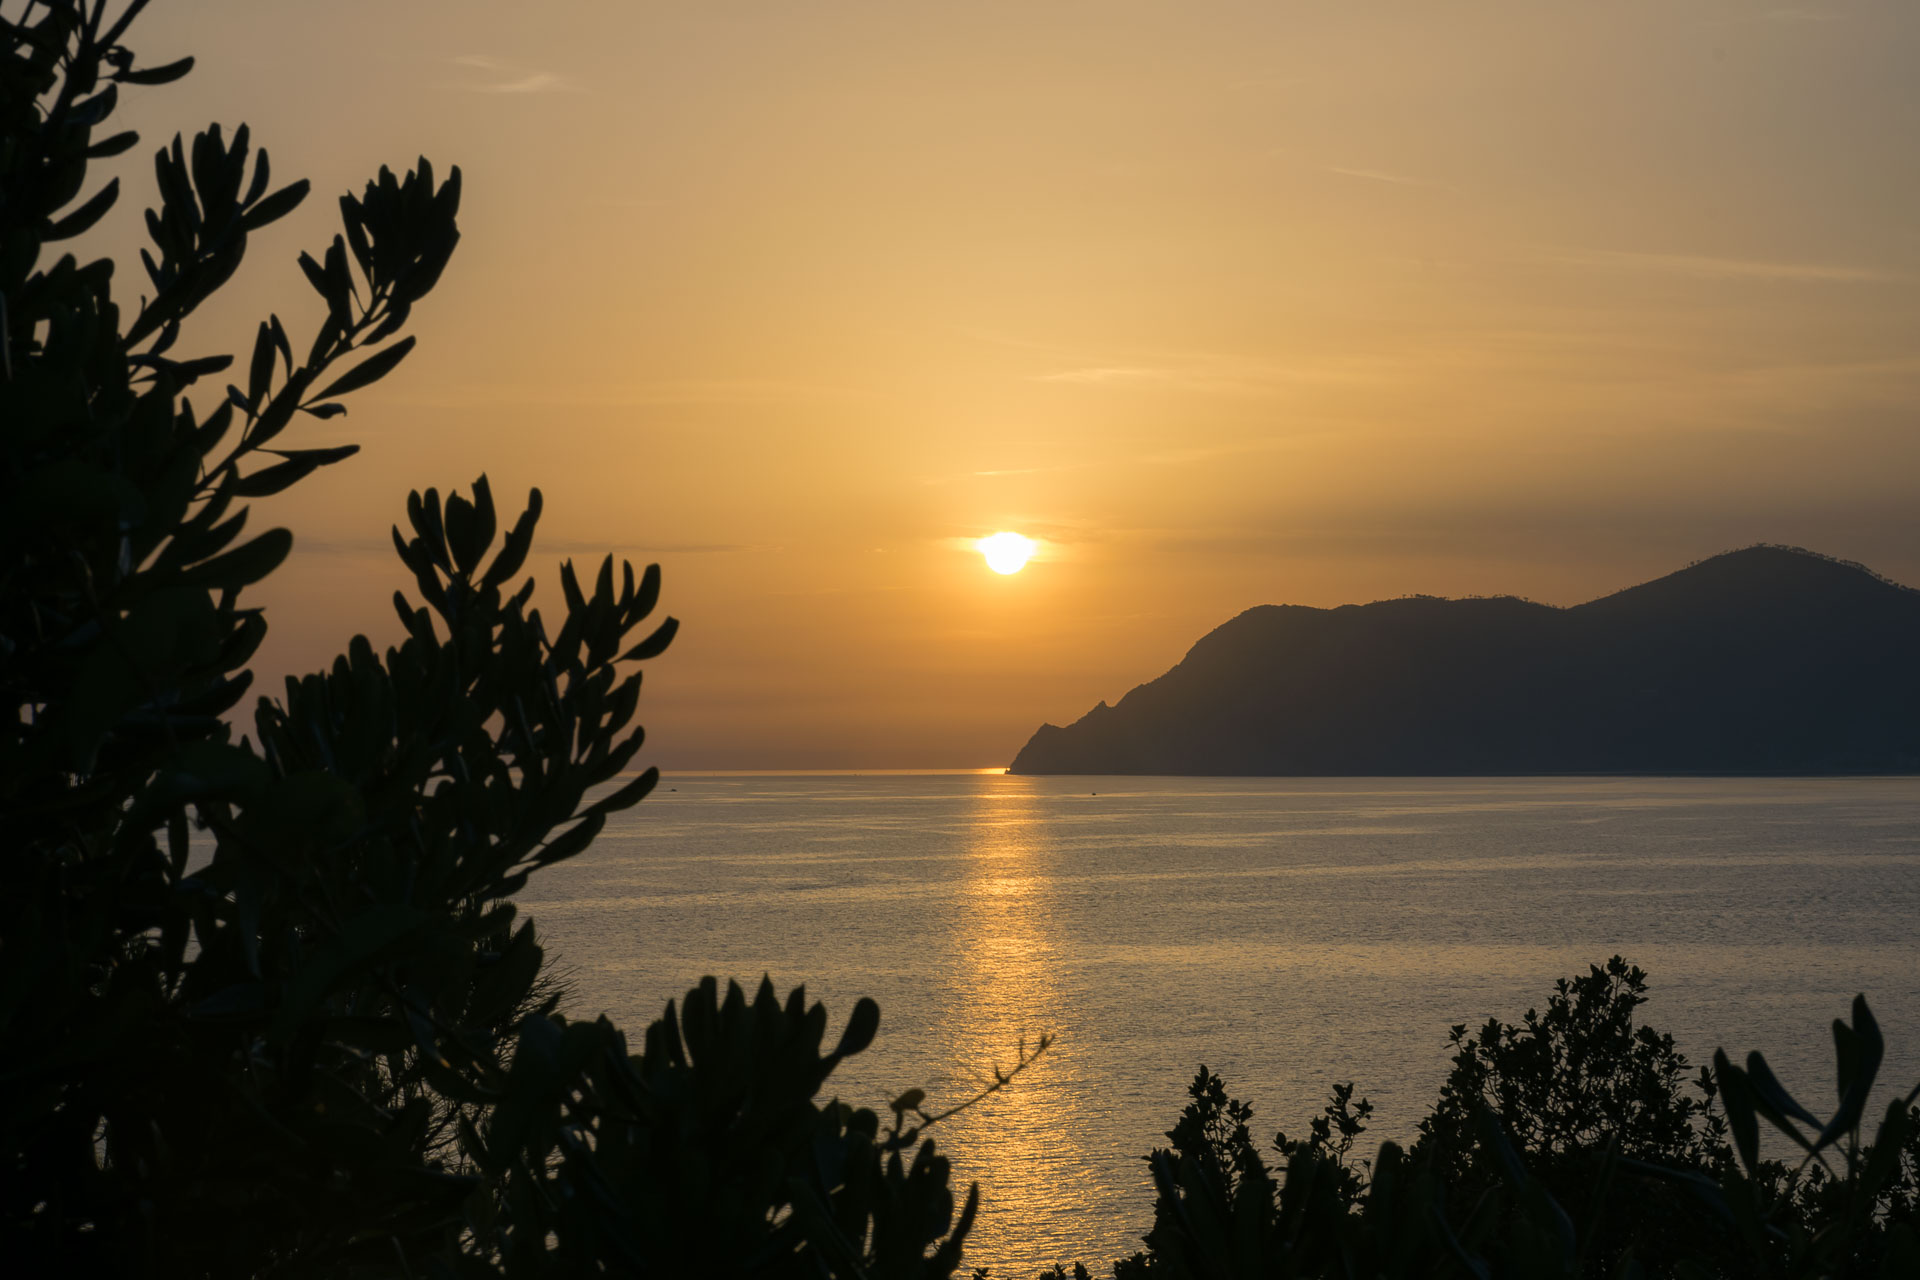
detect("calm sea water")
(515, 774), (1920, 1276)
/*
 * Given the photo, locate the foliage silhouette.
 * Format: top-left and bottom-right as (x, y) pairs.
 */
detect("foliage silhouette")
(1, 4), (977, 1275)
(1409, 957), (1728, 1274)
(472, 977), (979, 1277)
(1069, 960), (1919, 1280)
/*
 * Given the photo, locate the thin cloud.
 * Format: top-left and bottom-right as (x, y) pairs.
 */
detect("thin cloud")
(1697, 6), (1843, 29)
(968, 464), (1090, 478)
(294, 536), (751, 556)
(538, 539), (752, 555)
(975, 327), (1445, 397)
(1542, 247), (1892, 283)
(1328, 166), (1431, 187)
(1700, 6), (1843, 25)
(1032, 354), (1372, 395)
(447, 54), (581, 94)
(387, 378), (871, 410)
(1032, 366), (1167, 385)
(931, 437), (1306, 487)
(1031, 363), (1246, 392)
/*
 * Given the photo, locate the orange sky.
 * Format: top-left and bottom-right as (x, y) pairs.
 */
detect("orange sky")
(99, 1), (1920, 767)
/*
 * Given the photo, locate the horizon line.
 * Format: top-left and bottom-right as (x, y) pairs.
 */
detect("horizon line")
(653, 767), (1009, 777)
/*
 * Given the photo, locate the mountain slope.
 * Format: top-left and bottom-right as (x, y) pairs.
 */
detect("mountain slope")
(1007, 546), (1920, 775)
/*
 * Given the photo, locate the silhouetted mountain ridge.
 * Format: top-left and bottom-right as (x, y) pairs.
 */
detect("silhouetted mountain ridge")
(1009, 546), (1920, 775)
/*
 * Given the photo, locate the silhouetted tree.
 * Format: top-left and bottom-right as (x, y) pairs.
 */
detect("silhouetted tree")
(1083, 962), (1920, 1280)
(1409, 957), (1728, 1273)
(1, 4), (976, 1276)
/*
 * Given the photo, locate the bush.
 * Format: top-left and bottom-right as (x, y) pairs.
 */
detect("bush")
(474, 977), (976, 1277)
(1, 5), (975, 1275)
(1078, 960), (1920, 1280)
(1410, 956), (1728, 1273)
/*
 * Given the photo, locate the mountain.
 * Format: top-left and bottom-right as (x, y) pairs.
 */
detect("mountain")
(1008, 546), (1920, 776)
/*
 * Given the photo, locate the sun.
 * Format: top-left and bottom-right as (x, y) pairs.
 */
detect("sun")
(976, 531), (1035, 575)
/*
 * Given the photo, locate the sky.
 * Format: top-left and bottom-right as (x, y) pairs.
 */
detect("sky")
(93, 1), (1920, 767)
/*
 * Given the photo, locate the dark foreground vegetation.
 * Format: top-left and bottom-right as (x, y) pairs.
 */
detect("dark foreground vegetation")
(5, 5), (1917, 1277)
(2, 5), (974, 1274)
(1031, 958), (1920, 1280)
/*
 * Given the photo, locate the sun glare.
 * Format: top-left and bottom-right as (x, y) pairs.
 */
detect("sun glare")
(977, 531), (1036, 575)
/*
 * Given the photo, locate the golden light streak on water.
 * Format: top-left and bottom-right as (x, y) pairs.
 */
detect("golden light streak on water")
(924, 784), (1114, 1274)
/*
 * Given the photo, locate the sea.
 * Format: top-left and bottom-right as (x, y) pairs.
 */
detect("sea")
(513, 774), (1920, 1276)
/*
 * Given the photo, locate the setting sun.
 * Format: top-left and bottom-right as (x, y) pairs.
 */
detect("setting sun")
(977, 532), (1036, 575)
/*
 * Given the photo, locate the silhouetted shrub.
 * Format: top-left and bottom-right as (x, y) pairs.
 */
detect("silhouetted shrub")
(1410, 956), (1729, 1273)
(1, 6), (974, 1276)
(1073, 960), (1920, 1280)
(473, 977), (976, 1278)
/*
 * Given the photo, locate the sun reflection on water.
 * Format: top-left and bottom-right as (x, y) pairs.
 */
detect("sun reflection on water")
(925, 782), (1115, 1274)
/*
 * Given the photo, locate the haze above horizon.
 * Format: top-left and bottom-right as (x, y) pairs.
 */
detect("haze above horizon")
(117, 1), (1920, 768)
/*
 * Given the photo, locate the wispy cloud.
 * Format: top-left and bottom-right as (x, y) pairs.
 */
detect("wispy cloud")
(297, 535), (751, 557)
(972, 326), (1521, 401)
(539, 538), (752, 555)
(1032, 366), (1167, 385)
(1032, 353), (1373, 395)
(387, 378), (871, 410)
(1700, 6), (1843, 26)
(933, 437), (1307, 487)
(967, 463), (1094, 478)
(447, 54), (581, 95)
(1328, 166), (1432, 188)
(1542, 247), (1892, 283)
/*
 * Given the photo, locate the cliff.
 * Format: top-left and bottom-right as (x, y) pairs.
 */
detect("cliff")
(1008, 546), (1920, 775)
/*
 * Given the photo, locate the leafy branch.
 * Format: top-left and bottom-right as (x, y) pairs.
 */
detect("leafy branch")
(883, 1032), (1056, 1152)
